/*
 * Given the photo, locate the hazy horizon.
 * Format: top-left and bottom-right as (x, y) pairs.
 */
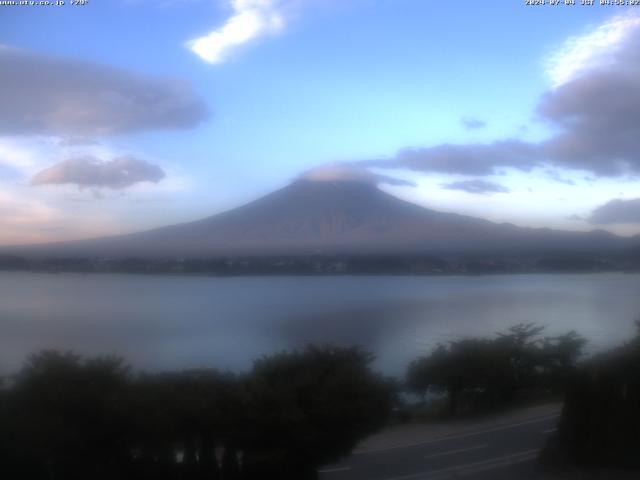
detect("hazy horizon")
(4, 175), (640, 252)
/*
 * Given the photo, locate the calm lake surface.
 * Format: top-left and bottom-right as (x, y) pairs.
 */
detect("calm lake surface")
(1, 272), (639, 376)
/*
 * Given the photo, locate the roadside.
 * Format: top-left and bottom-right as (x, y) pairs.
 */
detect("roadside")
(319, 403), (638, 480)
(318, 402), (561, 480)
(319, 402), (640, 480)
(354, 402), (562, 455)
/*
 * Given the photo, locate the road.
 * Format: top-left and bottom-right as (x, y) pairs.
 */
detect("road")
(318, 404), (560, 480)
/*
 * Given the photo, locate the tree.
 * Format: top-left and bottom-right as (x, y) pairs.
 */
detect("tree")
(241, 345), (395, 479)
(407, 324), (586, 416)
(0, 346), (394, 479)
(539, 330), (587, 393)
(126, 368), (241, 480)
(6, 351), (131, 480)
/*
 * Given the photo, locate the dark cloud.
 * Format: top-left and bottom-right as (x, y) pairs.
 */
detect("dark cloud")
(440, 179), (510, 195)
(539, 72), (640, 175)
(588, 198), (640, 224)
(367, 141), (539, 176)
(545, 170), (576, 186)
(534, 25), (640, 175)
(460, 116), (487, 130)
(0, 46), (209, 137)
(374, 174), (416, 187)
(57, 137), (100, 147)
(368, 18), (640, 179)
(31, 156), (165, 190)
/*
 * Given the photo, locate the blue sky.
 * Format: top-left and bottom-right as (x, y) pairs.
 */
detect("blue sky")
(1, 1), (640, 244)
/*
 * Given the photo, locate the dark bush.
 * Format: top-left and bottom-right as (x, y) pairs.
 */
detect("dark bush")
(553, 325), (640, 468)
(0, 345), (395, 480)
(406, 324), (586, 416)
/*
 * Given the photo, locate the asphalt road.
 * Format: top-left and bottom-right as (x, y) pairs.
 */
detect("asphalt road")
(318, 409), (560, 480)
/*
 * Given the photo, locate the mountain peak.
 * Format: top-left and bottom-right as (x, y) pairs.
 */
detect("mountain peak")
(300, 163), (379, 184)
(298, 163), (415, 187)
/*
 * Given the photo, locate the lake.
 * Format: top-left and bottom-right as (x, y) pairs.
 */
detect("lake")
(1, 272), (639, 376)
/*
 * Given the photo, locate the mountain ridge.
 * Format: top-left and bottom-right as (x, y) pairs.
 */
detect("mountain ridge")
(3, 179), (638, 259)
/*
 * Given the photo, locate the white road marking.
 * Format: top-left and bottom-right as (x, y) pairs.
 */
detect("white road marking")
(318, 466), (352, 473)
(381, 449), (540, 480)
(541, 428), (557, 435)
(423, 443), (488, 460)
(355, 413), (559, 455)
(456, 449), (540, 477)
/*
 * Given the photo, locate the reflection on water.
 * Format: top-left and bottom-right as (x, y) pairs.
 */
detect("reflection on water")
(1, 272), (639, 376)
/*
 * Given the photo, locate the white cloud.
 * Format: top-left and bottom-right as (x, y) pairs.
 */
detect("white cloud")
(187, 0), (288, 63)
(544, 11), (640, 87)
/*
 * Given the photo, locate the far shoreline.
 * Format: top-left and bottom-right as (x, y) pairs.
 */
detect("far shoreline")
(1, 267), (639, 279)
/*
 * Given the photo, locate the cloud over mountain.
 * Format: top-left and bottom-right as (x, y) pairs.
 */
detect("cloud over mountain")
(300, 163), (416, 187)
(31, 156), (166, 190)
(589, 198), (640, 225)
(0, 46), (209, 137)
(440, 179), (510, 195)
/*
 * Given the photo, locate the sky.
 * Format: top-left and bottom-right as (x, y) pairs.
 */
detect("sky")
(1, 0), (640, 245)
